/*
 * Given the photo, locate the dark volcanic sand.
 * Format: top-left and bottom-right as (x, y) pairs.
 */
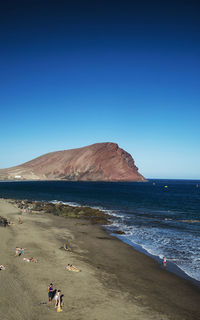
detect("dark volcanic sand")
(0, 199), (199, 320)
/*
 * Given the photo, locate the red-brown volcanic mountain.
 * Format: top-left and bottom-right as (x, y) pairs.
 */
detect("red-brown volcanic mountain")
(0, 143), (146, 181)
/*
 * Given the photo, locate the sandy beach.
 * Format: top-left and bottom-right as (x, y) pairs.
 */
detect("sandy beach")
(0, 198), (199, 320)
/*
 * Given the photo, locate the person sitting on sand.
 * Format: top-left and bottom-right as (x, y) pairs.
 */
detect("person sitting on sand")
(64, 243), (71, 251)
(0, 265), (6, 270)
(17, 216), (22, 224)
(65, 264), (80, 272)
(64, 243), (68, 250)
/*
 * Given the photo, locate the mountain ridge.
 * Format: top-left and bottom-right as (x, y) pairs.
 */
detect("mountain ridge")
(0, 142), (146, 182)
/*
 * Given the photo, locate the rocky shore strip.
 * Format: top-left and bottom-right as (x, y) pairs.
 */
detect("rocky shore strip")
(10, 199), (112, 224)
(8, 199), (126, 235)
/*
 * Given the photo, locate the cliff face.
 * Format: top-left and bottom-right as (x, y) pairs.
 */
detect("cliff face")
(0, 143), (146, 182)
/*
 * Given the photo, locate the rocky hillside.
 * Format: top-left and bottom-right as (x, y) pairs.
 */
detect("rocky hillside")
(0, 143), (146, 182)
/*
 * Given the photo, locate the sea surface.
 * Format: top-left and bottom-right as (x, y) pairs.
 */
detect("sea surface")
(0, 179), (200, 282)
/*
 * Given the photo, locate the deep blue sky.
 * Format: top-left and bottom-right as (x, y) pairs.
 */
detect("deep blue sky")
(0, 0), (200, 179)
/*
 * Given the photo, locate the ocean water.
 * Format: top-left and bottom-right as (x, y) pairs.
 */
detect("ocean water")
(0, 179), (200, 281)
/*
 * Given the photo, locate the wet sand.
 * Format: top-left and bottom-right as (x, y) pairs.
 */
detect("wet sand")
(0, 198), (199, 320)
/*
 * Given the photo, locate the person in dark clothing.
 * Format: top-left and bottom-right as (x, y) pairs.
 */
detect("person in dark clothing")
(48, 283), (54, 302)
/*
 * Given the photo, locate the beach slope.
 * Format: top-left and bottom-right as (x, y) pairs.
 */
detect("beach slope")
(0, 199), (199, 320)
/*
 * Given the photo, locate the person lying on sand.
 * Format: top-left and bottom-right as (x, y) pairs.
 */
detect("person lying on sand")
(0, 265), (6, 270)
(23, 257), (37, 263)
(65, 264), (81, 272)
(29, 257), (37, 262)
(15, 247), (21, 256)
(15, 247), (25, 256)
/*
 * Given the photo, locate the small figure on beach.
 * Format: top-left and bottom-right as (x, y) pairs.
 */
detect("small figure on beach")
(29, 257), (37, 263)
(17, 216), (22, 224)
(64, 243), (70, 251)
(55, 290), (63, 312)
(15, 247), (24, 256)
(8, 220), (14, 226)
(23, 257), (37, 263)
(0, 265), (6, 271)
(48, 283), (54, 302)
(15, 247), (20, 256)
(60, 243), (71, 252)
(0, 216), (8, 227)
(54, 290), (61, 308)
(65, 264), (80, 272)
(163, 257), (167, 267)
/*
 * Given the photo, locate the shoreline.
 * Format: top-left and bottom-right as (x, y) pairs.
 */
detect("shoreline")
(116, 236), (200, 288)
(0, 198), (200, 319)
(2, 197), (200, 288)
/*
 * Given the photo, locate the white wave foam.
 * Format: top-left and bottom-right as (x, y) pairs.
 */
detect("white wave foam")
(49, 198), (200, 282)
(51, 200), (80, 207)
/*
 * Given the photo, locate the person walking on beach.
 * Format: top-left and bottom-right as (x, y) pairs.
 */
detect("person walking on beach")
(163, 257), (167, 267)
(55, 290), (63, 312)
(54, 289), (61, 308)
(48, 283), (54, 302)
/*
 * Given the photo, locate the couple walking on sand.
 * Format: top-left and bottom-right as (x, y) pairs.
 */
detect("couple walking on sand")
(48, 283), (62, 309)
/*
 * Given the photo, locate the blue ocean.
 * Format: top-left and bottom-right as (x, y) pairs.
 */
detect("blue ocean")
(0, 179), (200, 281)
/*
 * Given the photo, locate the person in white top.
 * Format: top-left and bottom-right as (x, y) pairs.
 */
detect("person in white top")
(54, 290), (61, 308)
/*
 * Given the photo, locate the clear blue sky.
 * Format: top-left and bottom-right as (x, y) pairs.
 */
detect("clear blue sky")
(0, 0), (200, 179)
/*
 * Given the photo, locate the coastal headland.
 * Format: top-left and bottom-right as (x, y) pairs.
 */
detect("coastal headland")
(0, 198), (199, 320)
(0, 143), (146, 182)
